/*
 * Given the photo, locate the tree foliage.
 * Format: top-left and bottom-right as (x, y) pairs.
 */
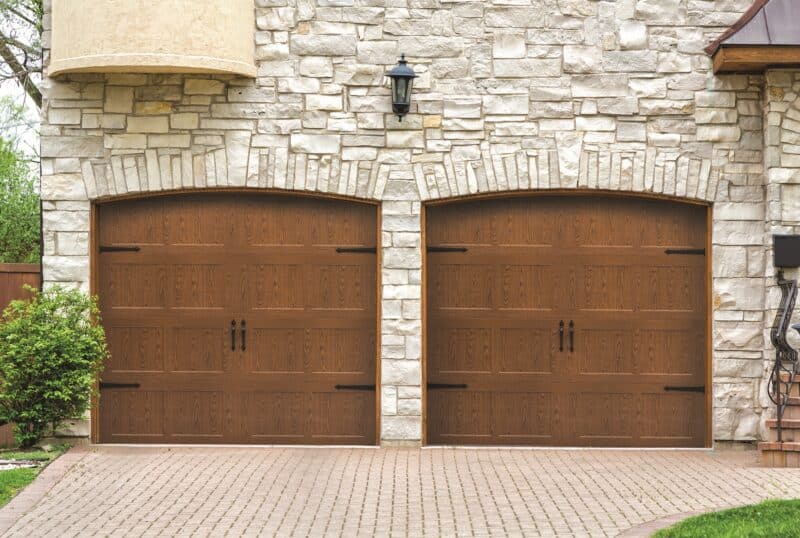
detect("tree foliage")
(0, 286), (108, 447)
(0, 0), (42, 108)
(0, 136), (38, 264)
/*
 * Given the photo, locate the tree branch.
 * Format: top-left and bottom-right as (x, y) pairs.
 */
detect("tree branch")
(0, 35), (39, 58)
(0, 31), (40, 108)
(0, 2), (38, 28)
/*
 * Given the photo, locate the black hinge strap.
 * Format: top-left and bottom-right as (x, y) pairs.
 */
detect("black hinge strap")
(427, 383), (468, 389)
(99, 382), (141, 389)
(99, 246), (141, 253)
(427, 246), (468, 253)
(336, 247), (377, 254)
(665, 249), (705, 255)
(664, 386), (705, 393)
(334, 384), (376, 391)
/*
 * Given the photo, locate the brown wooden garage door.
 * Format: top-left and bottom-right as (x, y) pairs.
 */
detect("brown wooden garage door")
(97, 193), (377, 444)
(426, 196), (708, 447)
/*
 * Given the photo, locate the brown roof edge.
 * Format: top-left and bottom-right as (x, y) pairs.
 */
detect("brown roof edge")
(705, 0), (769, 56)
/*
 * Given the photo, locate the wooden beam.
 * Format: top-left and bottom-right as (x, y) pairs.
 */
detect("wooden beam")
(713, 46), (800, 73)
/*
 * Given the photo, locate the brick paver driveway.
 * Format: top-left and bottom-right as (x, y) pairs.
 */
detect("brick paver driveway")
(2, 446), (799, 537)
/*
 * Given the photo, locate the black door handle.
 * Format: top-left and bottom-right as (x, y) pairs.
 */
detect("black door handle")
(231, 320), (236, 351)
(559, 321), (564, 352)
(569, 320), (574, 353)
(241, 320), (246, 352)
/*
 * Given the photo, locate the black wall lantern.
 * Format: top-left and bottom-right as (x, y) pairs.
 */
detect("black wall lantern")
(387, 54), (416, 121)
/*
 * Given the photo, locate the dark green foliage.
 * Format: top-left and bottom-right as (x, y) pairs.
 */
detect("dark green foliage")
(0, 286), (108, 447)
(0, 138), (39, 264)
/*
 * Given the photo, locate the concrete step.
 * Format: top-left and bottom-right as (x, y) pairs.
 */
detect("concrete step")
(781, 402), (800, 420)
(778, 373), (800, 397)
(765, 419), (800, 442)
(766, 419), (800, 429)
(759, 442), (800, 467)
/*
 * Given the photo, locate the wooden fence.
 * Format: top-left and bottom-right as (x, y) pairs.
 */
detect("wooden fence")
(0, 264), (41, 448)
(0, 263), (40, 312)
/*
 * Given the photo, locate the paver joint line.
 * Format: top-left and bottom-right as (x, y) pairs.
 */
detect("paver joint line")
(0, 447), (796, 537)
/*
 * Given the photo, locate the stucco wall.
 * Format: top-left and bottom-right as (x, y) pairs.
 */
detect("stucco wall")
(49, 0), (257, 77)
(40, 0), (776, 444)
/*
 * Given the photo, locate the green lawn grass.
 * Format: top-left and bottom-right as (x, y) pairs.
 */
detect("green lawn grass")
(0, 468), (38, 506)
(655, 499), (800, 538)
(0, 445), (68, 508)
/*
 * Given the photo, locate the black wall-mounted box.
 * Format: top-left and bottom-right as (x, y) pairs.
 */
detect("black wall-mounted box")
(774, 235), (800, 267)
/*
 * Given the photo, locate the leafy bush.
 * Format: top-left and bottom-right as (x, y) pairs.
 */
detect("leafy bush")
(0, 138), (40, 264)
(0, 286), (108, 447)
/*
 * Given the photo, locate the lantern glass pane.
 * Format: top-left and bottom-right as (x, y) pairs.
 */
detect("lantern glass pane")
(393, 78), (409, 103)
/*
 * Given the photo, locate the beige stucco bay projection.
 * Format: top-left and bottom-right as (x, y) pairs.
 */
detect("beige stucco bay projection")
(49, 0), (257, 77)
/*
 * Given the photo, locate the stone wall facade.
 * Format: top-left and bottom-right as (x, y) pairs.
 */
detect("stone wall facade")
(40, 0), (784, 444)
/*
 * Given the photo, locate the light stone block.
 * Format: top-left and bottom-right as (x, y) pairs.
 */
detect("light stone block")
(618, 21), (647, 50)
(290, 133), (341, 154)
(493, 33), (526, 59)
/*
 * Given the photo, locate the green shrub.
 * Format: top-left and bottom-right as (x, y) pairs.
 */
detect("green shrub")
(0, 286), (108, 447)
(0, 138), (40, 264)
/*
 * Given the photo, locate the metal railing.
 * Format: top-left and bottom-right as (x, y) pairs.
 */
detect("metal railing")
(768, 271), (799, 442)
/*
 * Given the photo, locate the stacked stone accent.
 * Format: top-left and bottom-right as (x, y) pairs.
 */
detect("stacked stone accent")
(41, 0), (777, 444)
(762, 70), (800, 438)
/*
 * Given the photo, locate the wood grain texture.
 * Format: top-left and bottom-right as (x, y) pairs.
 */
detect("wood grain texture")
(97, 193), (378, 444)
(426, 196), (708, 447)
(0, 265), (40, 312)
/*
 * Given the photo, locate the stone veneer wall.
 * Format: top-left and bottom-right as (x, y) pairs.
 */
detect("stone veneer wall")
(40, 0), (774, 444)
(764, 70), (800, 424)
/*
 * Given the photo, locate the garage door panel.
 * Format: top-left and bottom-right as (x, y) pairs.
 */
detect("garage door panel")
(241, 200), (307, 247)
(105, 327), (165, 373)
(571, 203), (639, 247)
(575, 393), (635, 441)
(247, 265), (304, 309)
(99, 198), (165, 246)
(498, 328), (557, 375)
(639, 203), (706, 248)
(577, 330), (634, 375)
(426, 202), (494, 245)
(169, 328), (227, 373)
(429, 264), (494, 310)
(499, 265), (559, 310)
(492, 201), (564, 246)
(638, 265), (704, 312)
(492, 392), (556, 440)
(101, 391), (165, 441)
(639, 393), (704, 441)
(102, 264), (168, 308)
(311, 265), (374, 310)
(575, 265), (637, 311)
(172, 264), (227, 308)
(242, 392), (305, 441)
(429, 328), (492, 374)
(308, 329), (375, 374)
(98, 194), (377, 445)
(427, 196), (707, 447)
(427, 391), (492, 443)
(248, 329), (306, 373)
(166, 391), (226, 438)
(309, 203), (377, 246)
(310, 392), (375, 440)
(635, 330), (705, 377)
(163, 197), (229, 246)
